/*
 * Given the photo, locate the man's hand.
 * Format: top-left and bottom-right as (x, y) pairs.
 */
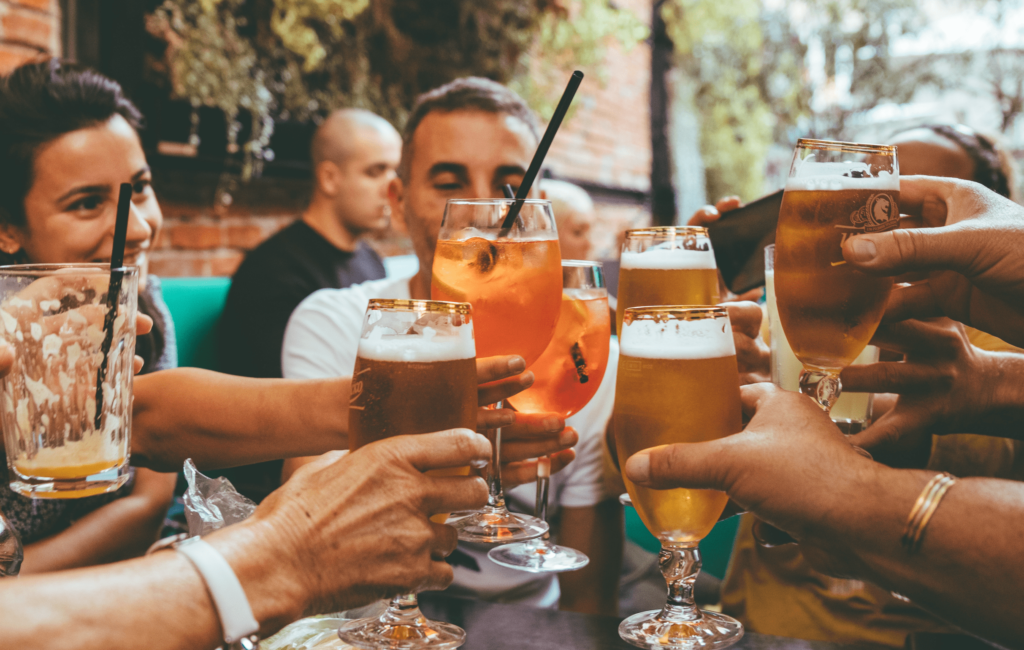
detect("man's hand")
(844, 318), (1024, 453)
(723, 301), (770, 384)
(222, 428), (490, 618)
(475, 355), (576, 487)
(842, 176), (1024, 347)
(623, 383), (877, 576)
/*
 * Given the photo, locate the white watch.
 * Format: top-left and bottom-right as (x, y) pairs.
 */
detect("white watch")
(175, 537), (261, 647)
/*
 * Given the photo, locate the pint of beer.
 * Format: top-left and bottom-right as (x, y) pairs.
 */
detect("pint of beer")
(616, 227), (720, 334)
(613, 306), (742, 542)
(349, 299), (477, 505)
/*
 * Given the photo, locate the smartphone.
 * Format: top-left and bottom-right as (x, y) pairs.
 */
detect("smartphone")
(706, 189), (783, 295)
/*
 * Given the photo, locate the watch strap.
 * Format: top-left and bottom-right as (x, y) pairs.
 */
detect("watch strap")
(176, 537), (261, 644)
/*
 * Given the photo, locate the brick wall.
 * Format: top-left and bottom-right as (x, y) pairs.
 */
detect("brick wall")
(0, 0), (59, 74)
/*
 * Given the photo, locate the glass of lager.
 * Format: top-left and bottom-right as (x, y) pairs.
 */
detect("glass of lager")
(492, 260), (610, 572)
(617, 226), (720, 334)
(765, 245), (879, 433)
(432, 199), (561, 544)
(775, 139), (899, 412)
(614, 306), (744, 649)
(337, 299), (478, 650)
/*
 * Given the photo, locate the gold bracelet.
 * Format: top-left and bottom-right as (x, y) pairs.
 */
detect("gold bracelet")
(901, 472), (956, 554)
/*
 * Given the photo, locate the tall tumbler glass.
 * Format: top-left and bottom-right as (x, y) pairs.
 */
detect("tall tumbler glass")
(432, 199), (562, 544)
(774, 139), (898, 412)
(338, 299), (477, 650)
(614, 307), (744, 649)
(765, 245), (878, 433)
(616, 227), (720, 334)
(491, 260), (610, 572)
(0, 264), (137, 499)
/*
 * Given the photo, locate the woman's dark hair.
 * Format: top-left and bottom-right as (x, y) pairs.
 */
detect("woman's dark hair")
(919, 124), (1014, 199)
(0, 59), (166, 372)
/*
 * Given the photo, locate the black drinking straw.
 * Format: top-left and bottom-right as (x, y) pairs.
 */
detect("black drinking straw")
(500, 70), (584, 232)
(502, 183), (515, 199)
(94, 183), (132, 428)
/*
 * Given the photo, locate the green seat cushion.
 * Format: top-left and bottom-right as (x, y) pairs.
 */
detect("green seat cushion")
(160, 277), (232, 371)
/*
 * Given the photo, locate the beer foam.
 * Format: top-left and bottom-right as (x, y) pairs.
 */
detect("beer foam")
(358, 325), (475, 363)
(619, 315), (736, 360)
(785, 171), (898, 192)
(620, 248), (716, 270)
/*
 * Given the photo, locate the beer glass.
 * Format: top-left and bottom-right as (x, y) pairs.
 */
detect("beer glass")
(0, 264), (137, 499)
(774, 139), (898, 412)
(616, 226), (719, 334)
(491, 261), (610, 572)
(337, 299), (477, 650)
(614, 306), (744, 649)
(765, 245), (878, 433)
(432, 199), (561, 544)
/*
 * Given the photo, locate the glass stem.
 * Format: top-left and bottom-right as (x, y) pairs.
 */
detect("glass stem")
(485, 401), (506, 510)
(534, 456), (551, 543)
(799, 369), (842, 413)
(380, 592), (426, 626)
(659, 541), (703, 622)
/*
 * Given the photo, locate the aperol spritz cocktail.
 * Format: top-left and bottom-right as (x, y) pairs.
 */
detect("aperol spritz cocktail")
(432, 198), (562, 545)
(432, 239), (562, 367)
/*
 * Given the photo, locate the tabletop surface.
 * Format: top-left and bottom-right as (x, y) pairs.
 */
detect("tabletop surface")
(418, 595), (890, 650)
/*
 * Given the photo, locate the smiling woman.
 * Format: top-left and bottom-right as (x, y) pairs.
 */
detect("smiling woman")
(0, 59), (177, 574)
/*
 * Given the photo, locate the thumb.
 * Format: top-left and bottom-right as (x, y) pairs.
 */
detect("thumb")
(842, 226), (971, 277)
(624, 440), (731, 491)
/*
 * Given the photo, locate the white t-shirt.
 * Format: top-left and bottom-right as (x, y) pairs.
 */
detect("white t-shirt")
(282, 274), (618, 608)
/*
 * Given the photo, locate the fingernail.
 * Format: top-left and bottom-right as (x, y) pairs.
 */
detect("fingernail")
(507, 356), (526, 373)
(625, 452), (650, 483)
(846, 237), (877, 262)
(542, 416), (561, 432)
(558, 428), (575, 446)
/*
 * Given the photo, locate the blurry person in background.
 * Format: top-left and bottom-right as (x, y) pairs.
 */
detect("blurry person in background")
(281, 77), (623, 616)
(218, 108), (401, 503)
(713, 124), (1024, 648)
(0, 59), (176, 573)
(541, 179), (596, 260)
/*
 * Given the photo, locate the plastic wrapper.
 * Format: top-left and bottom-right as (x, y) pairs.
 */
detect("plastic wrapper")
(183, 459), (257, 536)
(0, 508), (22, 577)
(262, 616), (352, 650)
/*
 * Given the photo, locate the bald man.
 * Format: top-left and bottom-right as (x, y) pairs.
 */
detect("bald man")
(218, 109), (401, 501)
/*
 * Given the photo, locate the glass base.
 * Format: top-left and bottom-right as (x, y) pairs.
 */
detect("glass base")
(618, 608), (743, 649)
(8, 465), (130, 499)
(487, 539), (589, 573)
(447, 506), (548, 544)
(337, 612), (464, 650)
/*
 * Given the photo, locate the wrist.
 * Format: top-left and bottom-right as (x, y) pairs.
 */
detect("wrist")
(204, 520), (307, 636)
(985, 352), (1024, 431)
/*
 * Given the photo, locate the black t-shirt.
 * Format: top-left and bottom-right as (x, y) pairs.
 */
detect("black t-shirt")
(216, 219), (386, 502)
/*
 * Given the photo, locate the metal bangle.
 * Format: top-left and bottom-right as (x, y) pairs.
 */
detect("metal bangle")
(901, 472), (956, 554)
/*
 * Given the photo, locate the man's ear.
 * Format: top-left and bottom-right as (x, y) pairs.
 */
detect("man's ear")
(0, 224), (24, 257)
(388, 176), (405, 224)
(315, 160), (341, 197)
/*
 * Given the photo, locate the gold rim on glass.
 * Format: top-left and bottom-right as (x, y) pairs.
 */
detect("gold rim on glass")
(623, 225), (709, 240)
(623, 305), (727, 326)
(367, 298), (472, 316)
(795, 138), (897, 154)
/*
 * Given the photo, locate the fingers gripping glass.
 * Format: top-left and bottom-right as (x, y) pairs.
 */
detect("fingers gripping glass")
(490, 261), (610, 573)
(613, 307), (744, 649)
(337, 299), (477, 650)
(774, 139), (898, 412)
(432, 199), (561, 544)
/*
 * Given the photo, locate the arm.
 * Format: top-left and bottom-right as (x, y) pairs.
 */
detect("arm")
(21, 469), (176, 574)
(557, 500), (622, 616)
(627, 384), (1024, 648)
(0, 429), (492, 650)
(131, 368), (350, 472)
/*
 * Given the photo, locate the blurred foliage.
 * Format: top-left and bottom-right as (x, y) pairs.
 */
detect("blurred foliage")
(148, 0), (648, 178)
